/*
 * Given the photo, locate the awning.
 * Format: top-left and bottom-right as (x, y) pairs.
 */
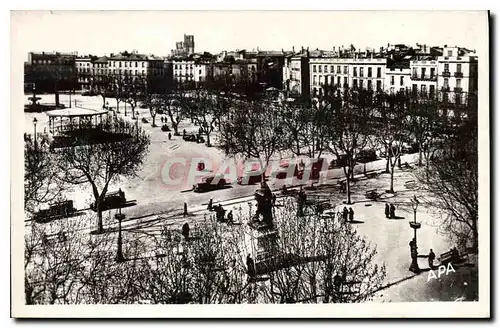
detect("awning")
(45, 108), (108, 118)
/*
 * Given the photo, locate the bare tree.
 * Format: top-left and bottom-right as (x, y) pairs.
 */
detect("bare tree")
(90, 73), (112, 109)
(323, 87), (373, 204)
(256, 199), (386, 303)
(112, 74), (126, 114)
(55, 118), (150, 233)
(24, 133), (64, 214)
(123, 76), (146, 119)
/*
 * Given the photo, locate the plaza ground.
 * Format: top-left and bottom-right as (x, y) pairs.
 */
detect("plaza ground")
(24, 93), (478, 302)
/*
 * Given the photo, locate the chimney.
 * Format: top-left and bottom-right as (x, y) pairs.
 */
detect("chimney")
(292, 46), (295, 53)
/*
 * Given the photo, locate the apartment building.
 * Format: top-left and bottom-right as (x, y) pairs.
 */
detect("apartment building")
(283, 51), (310, 98)
(24, 51), (78, 93)
(437, 45), (478, 105)
(385, 60), (411, 94)
(75, 56), (93, 91)
(410, 56), (438, 99)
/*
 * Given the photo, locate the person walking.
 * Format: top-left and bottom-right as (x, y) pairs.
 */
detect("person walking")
(342, 207), (349, 223)
(168, 132), (172, 140)
(246, 254), (256, 278)
(161, 116), (164, 123)
(227, 210), (234, 224)
(428, 249), (436, 269)
(390, 204), (396, 219)
(385, 204), (390, 218)
(208, 198), (213, 211)
(182, 222), (190, 240)
(348, 207), (354, 222)
(183, 202), (188, 217)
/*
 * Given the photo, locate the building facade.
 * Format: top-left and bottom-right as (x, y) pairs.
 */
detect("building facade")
(385, 60), (411, 94)
(24, 51), (78, 93)
(171, 34), (195, 57)
(283, 51), (310, 99)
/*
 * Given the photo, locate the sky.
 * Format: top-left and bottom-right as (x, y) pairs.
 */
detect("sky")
(11, 10), (487, 58)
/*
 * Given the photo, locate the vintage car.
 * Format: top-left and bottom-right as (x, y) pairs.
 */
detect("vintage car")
(237, 170), (264, 185)
(90, 190), (127, 212)
(182, 134), (197, 142)
(34, 200), (76, 222)
(329, 154), (349, 169)
(356, 149), (378, 163)
(193, 175), (228, 193)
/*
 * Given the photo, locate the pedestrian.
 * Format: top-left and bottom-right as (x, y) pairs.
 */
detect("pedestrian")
(333, 272), (343, 293)
(183, 202), (188, 217)
(246, 254), (256, 278)
(428, 249), (436, 269)
(348, 207), (354, 222)
(390, 204), (396, 219)
(342, 206), (349, 223)
(385, 204), (390, 218)
(227, 210), (234, 224)
(182, 222), (190, 240)
(208, 198), (213, 211)
(168, 132), (172, 140)
(183, 129), (186, 137)
(161, 116), (164, 123)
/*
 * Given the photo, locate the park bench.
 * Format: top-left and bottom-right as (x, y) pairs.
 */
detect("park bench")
(405, 180), (417, 190)
(365, 189), (380, 201)
(439, 249), (468, 265)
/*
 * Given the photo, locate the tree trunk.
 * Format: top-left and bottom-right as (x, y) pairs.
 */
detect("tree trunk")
(471, 218), (478, 253)
(116, 99), (120, 113)
(205, 133), (211, 147)
(389, 164), (395, 193)
(151, 114), (156, 127)
(172, 121), (179, 135)
(346, 173), (352, 204)
(55, 82), (60, 108)
(96, 207), (104, 233)
(418, 140), (423, 166)
(385, 155), (390, 173)
(101, 95), (106, 109)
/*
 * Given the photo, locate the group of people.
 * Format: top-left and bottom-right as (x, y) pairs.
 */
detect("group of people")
(339, 206), (355, 223)
(208, 198), (234, 224)
(385, 203), (397, 219)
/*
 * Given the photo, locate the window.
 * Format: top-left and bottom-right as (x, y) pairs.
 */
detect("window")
(421, 85), (427, 95)
(319, 75), (323, 85)
(368, 67), (372, 77)
(313, 75), (317, 85)
(343, 77), (347, 87)
(444, 63), (449, 72)
(324, 65), (327, 73)
(360, 67), (364, 77)
(444, 78), (449, 88)
(143, 62), (145, 68)
(456, 79), (462, 88)
(400, 76), (404, 86)
(412, 68), (417, 77)
(135, 62), (138, 67)
(353, 79), (358, 88)
(377, 67), (381, 78)
(367, 80), (372, 90)
(430, 68), (435, 78)
(319, 65), (322, 73)
(391, 76), (394, 85)
(421, 68), (426, 78)
(430, 85), (435, 97)
(119, 62), (122, 68)
(199, 69), (202, 75)
(337, 76), (341, 86)
(412, 84), (418, 94)
(330, 65), (334, 73)
(376, 80), (382, 91)
(344, 66), (348, 74)
(313, 65), (317, 73)
(457, 63), (462, 73)
(359, 80), (363, 89)
(447, 50), (452, 57)
(337, 66), (341, 74)
(353, 67), (357, 77)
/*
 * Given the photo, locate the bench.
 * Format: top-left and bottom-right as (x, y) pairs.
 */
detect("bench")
(440, 249), (468, 265)
(405, 180), (417, 189)
(365, 189), (380, 201)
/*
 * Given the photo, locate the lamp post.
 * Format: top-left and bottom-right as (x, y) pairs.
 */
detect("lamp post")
(136, 111), (139, 138)
(409, 194), (421, 273)
(33, 117), (38, 150)
(115, 207), (125, 263)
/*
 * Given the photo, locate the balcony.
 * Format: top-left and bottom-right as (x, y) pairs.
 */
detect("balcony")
(454, 71), (463, 78)
(442, 71), (451, 77)
(411, 74), (437, 81)
(454, 87), (463, 93)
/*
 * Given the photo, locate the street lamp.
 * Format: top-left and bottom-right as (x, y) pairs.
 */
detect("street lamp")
(409, 194), (421, 273)
(115, 207), (125, 263)
(33, 117), (38, 149)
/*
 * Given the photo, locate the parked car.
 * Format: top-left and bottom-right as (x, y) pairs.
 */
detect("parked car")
(183, 134), (197, 142)
(237, 170), (264, 185)
(193, 175), (228, 193)
(356, 149), (377, 163)
(91, 190), (126, 212)
(34, 200), (76, 222)
(329, 154), (349, 168)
